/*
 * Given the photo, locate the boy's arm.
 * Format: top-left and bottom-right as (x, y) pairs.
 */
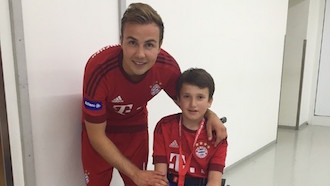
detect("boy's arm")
(206, 171), (223, 186)
(155, 163), (168, 175)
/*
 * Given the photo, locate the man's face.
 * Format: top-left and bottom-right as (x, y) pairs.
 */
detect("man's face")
(120, 23), (162, 81)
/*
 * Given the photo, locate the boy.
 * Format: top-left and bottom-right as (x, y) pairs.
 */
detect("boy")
(153, 68), (228, 186)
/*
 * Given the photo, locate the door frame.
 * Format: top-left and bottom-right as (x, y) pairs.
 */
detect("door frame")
(0, 46), (14, 186)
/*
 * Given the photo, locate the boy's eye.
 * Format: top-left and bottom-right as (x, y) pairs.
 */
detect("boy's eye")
(198, 95), (205, 100)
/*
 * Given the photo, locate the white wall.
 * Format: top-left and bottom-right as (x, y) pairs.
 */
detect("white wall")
(20, 1), (119, 186)
(315, 0), (330, 116)
(298, 0), (314, 127)
(2, 0), (289, 185)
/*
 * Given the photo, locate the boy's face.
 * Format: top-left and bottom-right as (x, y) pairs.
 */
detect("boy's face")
(178, 83), (213, 123)
(120, 22), (162, 81)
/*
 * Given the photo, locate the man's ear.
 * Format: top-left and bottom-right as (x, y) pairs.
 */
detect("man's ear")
(120, 35), (123, 45)
(158, 40), (163, 50)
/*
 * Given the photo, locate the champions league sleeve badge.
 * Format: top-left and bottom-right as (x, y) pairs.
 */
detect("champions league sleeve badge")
(84, 99), (102, 111)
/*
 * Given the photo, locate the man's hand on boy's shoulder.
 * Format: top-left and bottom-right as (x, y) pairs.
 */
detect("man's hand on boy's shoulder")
(207, 117), (227, 147)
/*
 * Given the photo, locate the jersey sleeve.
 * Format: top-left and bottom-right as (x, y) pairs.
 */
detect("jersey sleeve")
(159, 49), (181, 100)
(209, 139), (228, 173)
(82, 58), (108, 124)
(163, 68), (180, 100)
(153, 120), (168, 164)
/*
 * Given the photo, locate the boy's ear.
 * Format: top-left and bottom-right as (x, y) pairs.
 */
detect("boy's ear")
(208, 98), (213, 108)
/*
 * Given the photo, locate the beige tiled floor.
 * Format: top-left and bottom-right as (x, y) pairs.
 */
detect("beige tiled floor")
(223, 125), (330, 186)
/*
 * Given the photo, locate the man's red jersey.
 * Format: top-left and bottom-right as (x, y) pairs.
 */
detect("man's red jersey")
(153, 113), (228, 178)
(82, 45), (181, 129)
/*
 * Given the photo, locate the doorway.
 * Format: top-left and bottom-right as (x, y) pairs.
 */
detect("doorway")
(0, 47), (14, 185)
(278, 0), (309, 129)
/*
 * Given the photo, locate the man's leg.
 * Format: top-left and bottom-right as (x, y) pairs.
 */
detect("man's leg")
(111, 130), (149, 186)
(82, 130), (114, 186)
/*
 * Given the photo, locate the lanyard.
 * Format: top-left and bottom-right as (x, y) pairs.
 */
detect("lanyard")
(178, 115), (205, 186)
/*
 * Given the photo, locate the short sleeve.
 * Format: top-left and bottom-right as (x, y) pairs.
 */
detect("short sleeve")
(82, 60), (108, 123)
(153, 121), (168, 164)
(209, 139), (228, 173)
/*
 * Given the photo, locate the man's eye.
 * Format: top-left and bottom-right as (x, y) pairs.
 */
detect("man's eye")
(145, 43), (155, 49)
(128, 40), (137, 46)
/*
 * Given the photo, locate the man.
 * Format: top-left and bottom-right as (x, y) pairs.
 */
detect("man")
(81, 3), (227, 186)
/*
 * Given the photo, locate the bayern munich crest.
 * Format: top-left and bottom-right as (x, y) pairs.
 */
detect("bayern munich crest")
(195, 142), (210, 159)
(150, 82), (162, 96)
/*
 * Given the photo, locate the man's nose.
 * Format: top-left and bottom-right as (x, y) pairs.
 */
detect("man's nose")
(136, 45), (146, 58)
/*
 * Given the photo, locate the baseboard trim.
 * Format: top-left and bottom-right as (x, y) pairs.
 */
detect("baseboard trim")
(298, 121), (308, 129)
(278, 121), (308, 130)
(278, 125), (297, 130)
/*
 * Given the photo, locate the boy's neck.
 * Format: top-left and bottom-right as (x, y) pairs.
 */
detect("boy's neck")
(181, 115), (204, 131)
